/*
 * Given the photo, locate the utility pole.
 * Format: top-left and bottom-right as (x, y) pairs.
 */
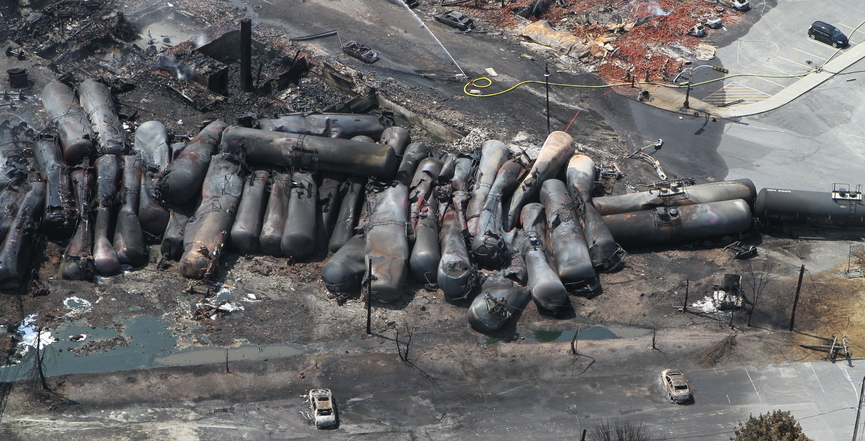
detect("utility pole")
(682, 279), (689, 313)
(35, 327), (49, 390)
(853, 376), (864, 441)
(683, 81), (691, 109)
(366, 259), (372, 335)
(240, 19), (253, 92)
(790, 264), (805, 331)
(544, 63), (551, 134)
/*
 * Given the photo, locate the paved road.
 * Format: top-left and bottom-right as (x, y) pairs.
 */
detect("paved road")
(600, 0), (865, 191)
(5, 346), (860, 440)
(711, 0), (865, 191)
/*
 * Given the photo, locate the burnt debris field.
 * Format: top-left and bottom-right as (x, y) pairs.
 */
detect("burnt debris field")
(0, 0), (864, 438)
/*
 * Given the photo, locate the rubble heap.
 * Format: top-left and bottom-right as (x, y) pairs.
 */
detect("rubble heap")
(450, 0), (747, 83)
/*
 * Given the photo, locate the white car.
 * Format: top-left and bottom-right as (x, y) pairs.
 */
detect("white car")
(309, 388), (338, 429)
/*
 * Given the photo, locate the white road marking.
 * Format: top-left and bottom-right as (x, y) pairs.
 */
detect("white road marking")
(753, 76), (787, 89)
(776, 55), (813, 69)
(809, 362), (826, 394)
(759, 62), (792, 75)
(842, 367), (859, 397)
(744, 367), (762, 403)
(793, 45), (828, 60)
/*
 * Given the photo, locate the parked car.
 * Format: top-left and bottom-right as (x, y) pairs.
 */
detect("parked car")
(661, 369), (692, 403)
(342, 41), (379, 63)
(435, 10), (474, 31)
(717, 0), (749, 12)
(309, 388), (338, 429)
(809, 21), (849, 48)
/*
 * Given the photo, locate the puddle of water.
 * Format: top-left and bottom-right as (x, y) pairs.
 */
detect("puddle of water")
(0, 316), (176, 382)
(134, 21), (197, 49)
(0, 312), (313, 382)
(485, 325), (652, 344)
(155, 344), (308, 367)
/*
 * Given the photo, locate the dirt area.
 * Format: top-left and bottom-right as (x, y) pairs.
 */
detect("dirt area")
(0, 0), (863, 437)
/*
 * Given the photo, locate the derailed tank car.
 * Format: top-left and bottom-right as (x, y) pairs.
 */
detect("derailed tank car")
(602, 199), (753, 248)
(755, 185), (865, 235)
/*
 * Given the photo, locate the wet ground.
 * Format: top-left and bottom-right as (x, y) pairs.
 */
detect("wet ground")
(1, 0), (864, 439)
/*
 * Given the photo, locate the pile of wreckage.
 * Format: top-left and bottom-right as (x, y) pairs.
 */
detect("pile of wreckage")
(0, 75), (760, 332)
(507, 0), (748, 83)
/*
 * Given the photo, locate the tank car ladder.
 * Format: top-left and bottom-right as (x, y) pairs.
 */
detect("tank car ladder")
(831, 183), (863, 222)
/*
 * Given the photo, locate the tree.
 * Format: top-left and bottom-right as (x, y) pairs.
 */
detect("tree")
(732, 410), (813, 441)
(743, 258), (775, 327)
(589, 420), (666, 441)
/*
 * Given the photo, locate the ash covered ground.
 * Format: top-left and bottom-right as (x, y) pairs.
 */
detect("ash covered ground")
(0, 0), (863, 439)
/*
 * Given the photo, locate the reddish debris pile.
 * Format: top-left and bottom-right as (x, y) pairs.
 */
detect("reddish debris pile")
(457, 0), (745, 84)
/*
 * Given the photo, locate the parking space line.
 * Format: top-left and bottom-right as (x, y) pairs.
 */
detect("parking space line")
(760, 62), (792, 75)
(809, 363), (826, 394)
(744, 368), (763, 403)
(792, 46), (828, 60)
(842, 367), (860, 397)
(754, 76), (786, 88)
(776, 55), (813, 69)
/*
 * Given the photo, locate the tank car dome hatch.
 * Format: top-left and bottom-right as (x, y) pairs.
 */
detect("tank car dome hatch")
(592, 179), (757, 216)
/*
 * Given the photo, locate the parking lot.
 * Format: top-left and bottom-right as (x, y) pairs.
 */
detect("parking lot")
(692, 1), (865, 191)
(714, 1), (865, 99)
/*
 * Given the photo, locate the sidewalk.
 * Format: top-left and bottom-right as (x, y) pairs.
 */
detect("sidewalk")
(639, 41), (865, 118)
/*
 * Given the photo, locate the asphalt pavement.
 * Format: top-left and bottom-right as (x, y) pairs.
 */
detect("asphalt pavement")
(4, 2), (863, 440)
(637, 0), (865, 191)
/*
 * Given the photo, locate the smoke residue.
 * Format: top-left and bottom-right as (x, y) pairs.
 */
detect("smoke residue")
(156, 54), (197, 81)
(634, 0), (670, 19)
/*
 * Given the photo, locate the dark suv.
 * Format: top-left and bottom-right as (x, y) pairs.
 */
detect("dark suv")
(809, 21), (849, 48)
